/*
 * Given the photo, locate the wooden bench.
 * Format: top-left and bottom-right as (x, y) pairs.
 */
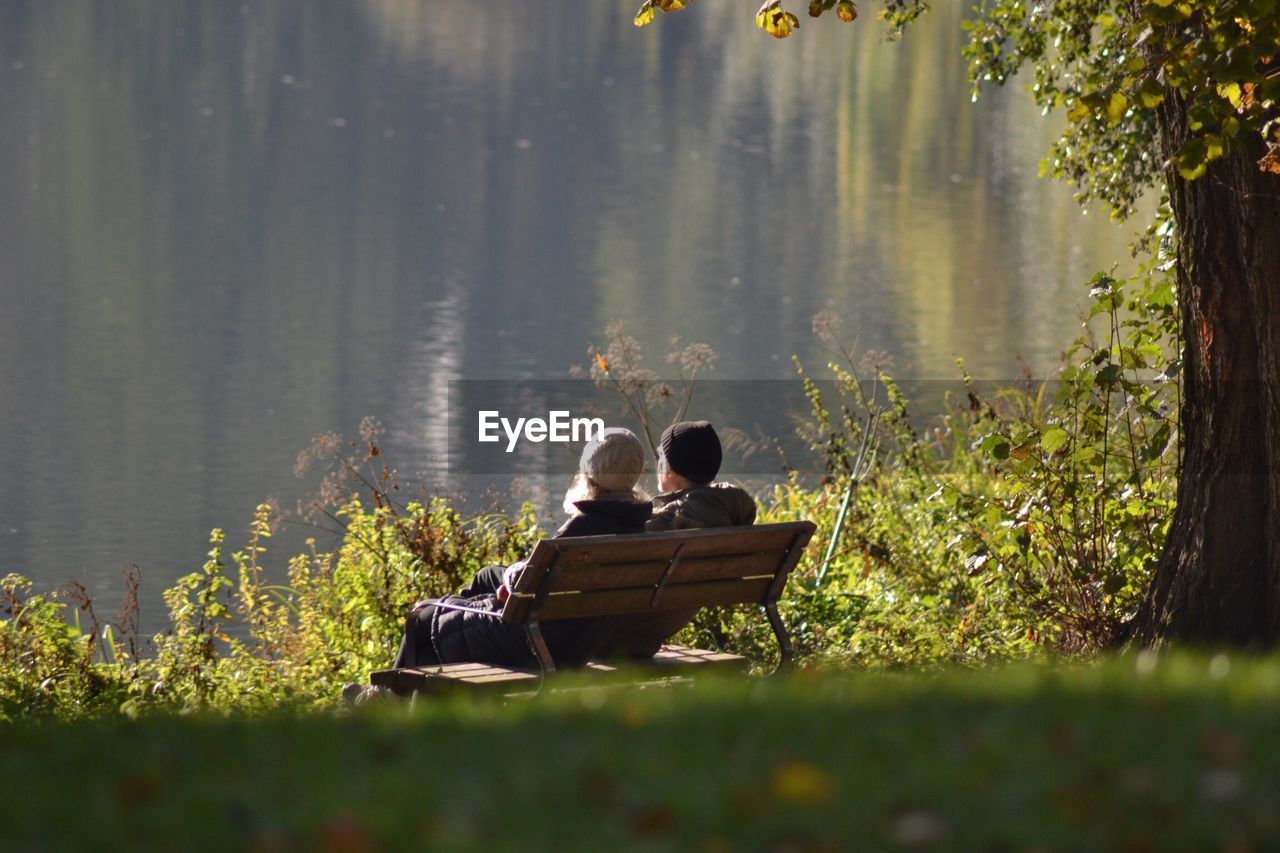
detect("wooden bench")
(370, 520), (816, 697)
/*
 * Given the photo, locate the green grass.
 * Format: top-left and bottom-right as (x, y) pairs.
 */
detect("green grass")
(4, 653), (1279, 850)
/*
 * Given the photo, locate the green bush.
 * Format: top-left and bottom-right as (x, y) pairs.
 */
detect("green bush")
(0, 493), (538, 719)
(685, 263), (1178, 669)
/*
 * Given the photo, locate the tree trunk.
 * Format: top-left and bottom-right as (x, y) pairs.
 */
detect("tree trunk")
(1133, 95), (1280, 646)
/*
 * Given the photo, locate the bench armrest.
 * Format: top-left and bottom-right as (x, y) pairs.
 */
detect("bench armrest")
(416, 598), (505, 619)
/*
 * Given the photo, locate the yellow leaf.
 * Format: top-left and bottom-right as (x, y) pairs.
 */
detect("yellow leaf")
(594, 353), (610, 372)
(1106, 92), (1129, 124)
(1217, 82), (1242, 109)
(655, 0), (687, 10)
(633, 0), (656, 26)
(772, 761), (836, 803)
(757, 0), (799, 37)
(756, 0), (777, 30)
(1067, 100), (1091, 122)
(1177, 160), (1207, 181)
(836, 0), (857, 22)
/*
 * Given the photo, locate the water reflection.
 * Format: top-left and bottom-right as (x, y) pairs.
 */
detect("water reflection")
(0, 0), (1142, 623)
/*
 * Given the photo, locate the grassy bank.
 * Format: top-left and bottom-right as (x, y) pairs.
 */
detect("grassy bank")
(2, 653), (1277, 850)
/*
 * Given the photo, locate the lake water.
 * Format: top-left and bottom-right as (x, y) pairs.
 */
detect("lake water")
(0, 0), (1143, 626)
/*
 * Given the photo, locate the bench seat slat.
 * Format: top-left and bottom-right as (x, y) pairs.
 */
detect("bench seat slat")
(369, 644), (747, 693)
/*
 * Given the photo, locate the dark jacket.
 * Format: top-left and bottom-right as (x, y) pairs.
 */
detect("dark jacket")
(645, 482), (757, 532)
(554, 499), (653, 538)
(425, 498), (652, 668)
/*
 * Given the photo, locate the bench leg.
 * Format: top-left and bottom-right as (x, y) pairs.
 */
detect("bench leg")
(765, 602), (795, 672)
(525, 621), (556, 674)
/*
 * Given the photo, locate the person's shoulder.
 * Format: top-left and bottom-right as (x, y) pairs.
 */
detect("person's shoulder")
(554, 515), (594, 538)
(645, 482), (756, 530)
(704, 482), (757, 523)
(705, 482), (753, 499)
(556, 501), (652, 538)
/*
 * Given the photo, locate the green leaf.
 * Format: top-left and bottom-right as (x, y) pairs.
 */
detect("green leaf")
(1072, 446), (1097, 463)
(1040, 428), (1069, 453)
(1176, 137), (1208, 180)
(1138, 77), (1165, 108)
(1095, 363), (1123, 388)
(1203, 134), (1225, 162)
(1187, 103), (1216, 132)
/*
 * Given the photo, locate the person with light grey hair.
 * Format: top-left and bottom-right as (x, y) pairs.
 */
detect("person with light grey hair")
(344, 428), (653, 702)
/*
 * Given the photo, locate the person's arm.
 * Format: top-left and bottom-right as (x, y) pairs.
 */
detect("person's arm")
(496, 560), (525, 601)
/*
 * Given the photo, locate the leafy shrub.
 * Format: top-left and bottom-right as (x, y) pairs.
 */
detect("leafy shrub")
(0, 443), (539, 718)
(687, 261), (1178, 669)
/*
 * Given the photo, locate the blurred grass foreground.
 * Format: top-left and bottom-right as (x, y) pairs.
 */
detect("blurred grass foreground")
(3, 653), (1279, 850)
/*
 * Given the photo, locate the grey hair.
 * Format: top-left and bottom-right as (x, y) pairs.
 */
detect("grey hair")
(562, 473), (649, 516)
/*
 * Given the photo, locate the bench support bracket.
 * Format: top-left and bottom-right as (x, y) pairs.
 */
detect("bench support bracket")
(524, 551), (564, 674)
(650, 543), (685, 608)
(764, 601), (794, 670)
(525, 621), (556, 674)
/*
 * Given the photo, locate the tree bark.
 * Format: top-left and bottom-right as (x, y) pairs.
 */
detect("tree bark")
(1133, 94), (1280, 646)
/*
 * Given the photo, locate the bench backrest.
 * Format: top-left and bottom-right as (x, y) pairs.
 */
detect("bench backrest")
(499, 521), (816, 624)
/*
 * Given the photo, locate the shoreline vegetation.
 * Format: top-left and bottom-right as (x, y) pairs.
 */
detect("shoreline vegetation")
(1, 266), (1179, 720)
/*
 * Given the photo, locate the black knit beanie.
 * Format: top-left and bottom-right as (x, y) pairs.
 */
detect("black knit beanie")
(659, 420), (722, 485)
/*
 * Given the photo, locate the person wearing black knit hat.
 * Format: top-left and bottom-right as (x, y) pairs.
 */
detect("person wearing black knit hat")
(646, 420), (756, 532)
(657, 420), (723, 487)
(597, 420), (758, 662)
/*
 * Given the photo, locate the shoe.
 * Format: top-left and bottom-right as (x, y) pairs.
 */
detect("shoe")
(342, 682), (392, 706)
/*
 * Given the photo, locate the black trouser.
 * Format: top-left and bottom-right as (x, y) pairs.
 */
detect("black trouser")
(392, 606), (439, 669)
(391, 565), (509, 669)
(457, 564), (505, 598)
